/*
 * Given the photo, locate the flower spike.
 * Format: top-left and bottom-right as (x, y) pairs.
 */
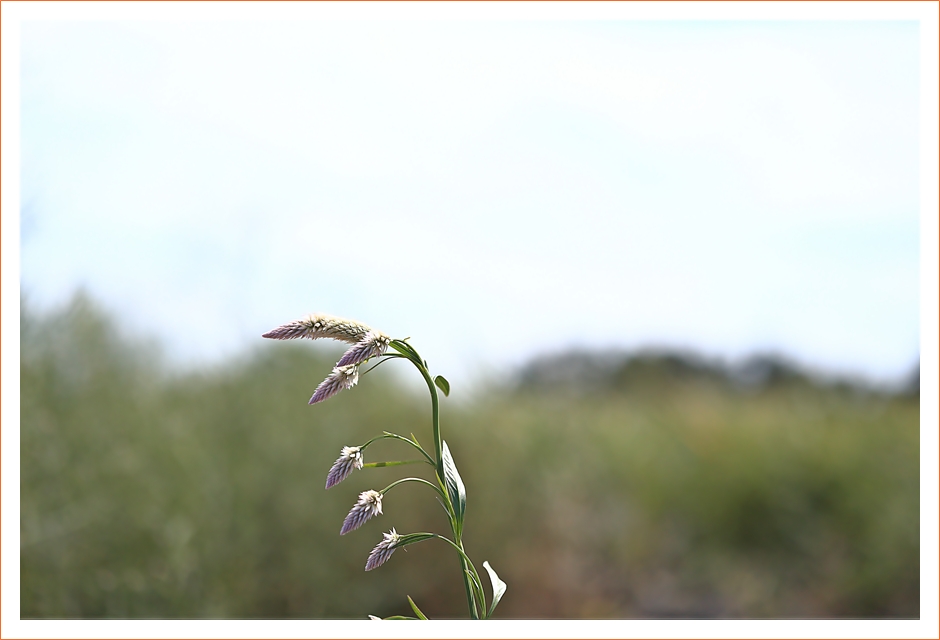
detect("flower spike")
(341, 490), (384, 535)
(365, 528), (401, 571)
(336, 331), (391, 367)
(263, 314), (373, 345)
(326, 446), (364, 489)
(309, 364), (359, 404)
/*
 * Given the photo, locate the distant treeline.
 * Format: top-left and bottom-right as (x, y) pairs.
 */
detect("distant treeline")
(517, 348), (919, 397)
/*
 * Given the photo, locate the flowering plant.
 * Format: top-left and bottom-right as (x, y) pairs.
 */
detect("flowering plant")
(263, 313), (506, 619)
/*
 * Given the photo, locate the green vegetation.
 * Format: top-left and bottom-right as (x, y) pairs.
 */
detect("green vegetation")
(20, 293), (919, 618)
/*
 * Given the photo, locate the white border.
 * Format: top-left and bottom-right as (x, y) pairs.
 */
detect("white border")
(1, 0), (23, 638)
(3, 2), (937, 639)
(918, 0), (940, 637)
(1, 617), (939, 640)
(0, 0), (937, 21)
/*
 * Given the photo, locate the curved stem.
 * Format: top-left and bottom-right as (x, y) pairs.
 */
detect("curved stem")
(392, 339), (477, 619)
(417, 364), (477, 617)
(398, 532), (482, 591)
(433, 534), (484, 616)
(415, 364), (444, 482)
(360, 353), (406, 376)
(361, 434), (389, 448)
(380, 477), (447, 503)
(432, 535), (481, 587)
(417, 362), (475, 618)
(375, 432), (435, 467)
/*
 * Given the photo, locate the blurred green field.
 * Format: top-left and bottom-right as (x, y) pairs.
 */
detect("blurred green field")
(20, 293), (919, 618)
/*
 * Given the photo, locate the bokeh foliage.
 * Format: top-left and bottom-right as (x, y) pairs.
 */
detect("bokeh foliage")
(20, 293), (919, 618)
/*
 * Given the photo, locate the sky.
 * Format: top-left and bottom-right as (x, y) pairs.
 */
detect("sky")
(12, 8), (928, 390)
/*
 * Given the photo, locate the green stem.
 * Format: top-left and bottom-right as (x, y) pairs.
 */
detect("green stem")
(380, 477), (447, 502)
(416, 364), (444, 483)
(417, 361), (476, 618)
(392, 339), (477, 619)
(361, 434), (389, 448)
(376, 432), (435, 467)
(393, 340), (477, 619)
(433, 534), (484, 617)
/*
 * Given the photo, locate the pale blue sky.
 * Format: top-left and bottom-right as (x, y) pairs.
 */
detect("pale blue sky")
(18, 18), (922, 387)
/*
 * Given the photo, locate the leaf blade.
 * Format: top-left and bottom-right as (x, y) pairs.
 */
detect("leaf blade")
(362, 460), (423, 468)
(483, 561), (507, 618)
(407, 595), (429, 620)
(441, 441), (467, 534)
(388, 339), (421, 364)
(434, 374), (451, 397)
(395, 532), (436, 548)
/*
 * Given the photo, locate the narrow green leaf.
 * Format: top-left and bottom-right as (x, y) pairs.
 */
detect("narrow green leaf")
(362, 460), (422, 468)
(407, 595), (429, 620)
(396, 532), (436, 548)
(434, 496), (455, 524)
(382, 615), (419, 620)
(359, 354), (399, 377)
(409, 433), (423, 448)
(441, 441), (467, 534)
(465, 569), (485, 619)
(483, 561), (507, 618)
(389, 339), (421, 364)
(434, 374), (451, 397)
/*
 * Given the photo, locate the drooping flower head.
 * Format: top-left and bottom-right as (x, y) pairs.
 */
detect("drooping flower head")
(325, 446), (363, 489)
(309, 364), (359, 405)
(365, 528), (401, 571)
(262, 314), (373, 345)
(341, 490), (383, 535)
(263, 313), (392, 405)
(336, 330), (391, 367)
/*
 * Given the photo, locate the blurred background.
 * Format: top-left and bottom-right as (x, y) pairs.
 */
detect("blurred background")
(16, 10), (921, 619)
(19, 294), (919, 618)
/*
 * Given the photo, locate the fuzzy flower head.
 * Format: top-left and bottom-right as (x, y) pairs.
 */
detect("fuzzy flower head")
(336, 330), (392, 367)
(325, 446), (363, 489)
(365, 528), (401, 571)
(340, 490), (383, 535)
(309, 364), (359, 405)
(262, 314), (373, 345)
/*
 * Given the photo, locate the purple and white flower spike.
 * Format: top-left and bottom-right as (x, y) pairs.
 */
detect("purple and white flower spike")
(309, 364), (359, 405)
(262, 314), (372, 344)
(325, 446), (363, 489)
(365, 528), (401, 571)
(336, 331), (391, 367)
(341, 490), (383, 535)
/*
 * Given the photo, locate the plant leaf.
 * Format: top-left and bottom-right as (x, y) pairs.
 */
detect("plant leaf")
(407, 595), (429, 620)
(362, 460), (423, 468)
(465, 568), (485, 619)
(434, 374), (451, 397)
(483, 561), (507, 618)
(395, 532), (435, 548)
(441, 441), (467, 534)
(388, 339), (421, 364)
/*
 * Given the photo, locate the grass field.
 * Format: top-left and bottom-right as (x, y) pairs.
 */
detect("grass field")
(20, 293), (919, 618)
